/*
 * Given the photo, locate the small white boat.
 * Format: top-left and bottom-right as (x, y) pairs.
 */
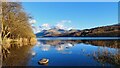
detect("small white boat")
(38, 58), (49, 64)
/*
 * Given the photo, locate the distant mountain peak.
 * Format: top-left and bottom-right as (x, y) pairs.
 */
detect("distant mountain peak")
(36, 24), (120, 37)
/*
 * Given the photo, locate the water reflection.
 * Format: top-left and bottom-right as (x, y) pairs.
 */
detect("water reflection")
(93, 47), (120, 65)
(37, 40), (76, 55)
(2, 42), (36, 66)
(2, 39), (120, 66)
(38, 40), (120, 51)
(37, 40), (120, 65)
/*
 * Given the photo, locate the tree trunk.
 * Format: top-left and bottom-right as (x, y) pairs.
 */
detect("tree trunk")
(0, 1), (2, 67)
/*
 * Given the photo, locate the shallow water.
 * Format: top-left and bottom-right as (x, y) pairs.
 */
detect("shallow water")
(37, 37), (120, 40)
(2, 37), (120, 66)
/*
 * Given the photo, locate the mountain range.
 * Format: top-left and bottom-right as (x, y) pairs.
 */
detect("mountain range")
(36, 23), (120, 37)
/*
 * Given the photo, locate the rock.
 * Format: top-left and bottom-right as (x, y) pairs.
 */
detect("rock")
(38, 58), (49, 65)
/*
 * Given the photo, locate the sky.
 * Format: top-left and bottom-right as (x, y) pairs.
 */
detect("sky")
(5, 0), (120, 2)
(22, 2), (118, 33)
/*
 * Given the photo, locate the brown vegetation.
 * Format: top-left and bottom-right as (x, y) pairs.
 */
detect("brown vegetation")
(0, 2), (37, 60)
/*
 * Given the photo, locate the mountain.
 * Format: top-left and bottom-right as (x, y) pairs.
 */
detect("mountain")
(36, 27), (68, 37)
(83, 23), (120, 37)
(36, 23), (120, 37)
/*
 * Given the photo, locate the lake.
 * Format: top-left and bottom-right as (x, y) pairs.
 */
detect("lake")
(2, 37), (120, 66)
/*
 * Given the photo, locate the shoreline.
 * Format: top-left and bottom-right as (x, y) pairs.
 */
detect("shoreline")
(37, 37), (120, 40)
(2, 38), (37, 59)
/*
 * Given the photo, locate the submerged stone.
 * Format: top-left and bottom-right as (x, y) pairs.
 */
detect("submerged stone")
(38, 58), (49, 65)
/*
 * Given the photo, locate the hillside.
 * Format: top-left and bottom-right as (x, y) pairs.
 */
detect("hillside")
(36, 23), (120, 37)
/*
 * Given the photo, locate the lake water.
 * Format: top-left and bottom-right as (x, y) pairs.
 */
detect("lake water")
(2, 37), (120, 66)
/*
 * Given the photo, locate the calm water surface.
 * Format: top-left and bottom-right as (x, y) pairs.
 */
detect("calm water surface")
(3, 37), (120, 66)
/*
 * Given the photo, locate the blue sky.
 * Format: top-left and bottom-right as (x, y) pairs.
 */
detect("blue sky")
(22, 2), (118, 31)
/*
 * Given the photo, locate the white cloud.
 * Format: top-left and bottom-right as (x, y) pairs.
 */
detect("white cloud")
(29, 19), (36, 24)
(29, 19), (38, 33)
(56, 20), (72, 29)
(41, 23), (51, 30)
(41, 23), (50, 27)
(37, 20), (74, 32)
(57, 20), (71, 24)
(31, 26), (41, 33)
(67, 27), (74, 30)
(34, 28), (41, 33)
(62, 20), (71, 23)
(56, 23), (64, 29)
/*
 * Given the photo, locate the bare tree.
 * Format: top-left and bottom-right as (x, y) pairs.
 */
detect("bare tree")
(2, 2), (35, 41)
(0, 1), (2, 68)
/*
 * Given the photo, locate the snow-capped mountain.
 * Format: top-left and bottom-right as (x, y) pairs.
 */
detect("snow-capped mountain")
(36, 26), (69, 37)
